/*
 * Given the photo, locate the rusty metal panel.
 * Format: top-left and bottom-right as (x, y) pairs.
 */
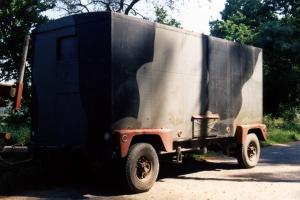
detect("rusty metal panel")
(114, 129), (173, 158)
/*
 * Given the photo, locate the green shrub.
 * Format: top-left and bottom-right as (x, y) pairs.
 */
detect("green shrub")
(263, 114), (300, 145)
(0, 123), (30, 145)
(278, 104), (300, 122)
(0, 101), (31, 145)
(1, 101), (31, 126)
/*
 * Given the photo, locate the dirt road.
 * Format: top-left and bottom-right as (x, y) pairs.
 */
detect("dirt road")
(3, 142), (300, 200)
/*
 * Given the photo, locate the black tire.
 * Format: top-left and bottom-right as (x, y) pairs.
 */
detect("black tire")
(125, 143), (159, 193)
(237, 133), (260, 168)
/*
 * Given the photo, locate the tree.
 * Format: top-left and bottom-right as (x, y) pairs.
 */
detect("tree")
(210, 11), (255, 44)
(210, 0), (300, 115)
(155, 6), (181, 28)
(55, 0), (180, 18)
(0, 0), (55, 109)
(0, 0), (55, 83)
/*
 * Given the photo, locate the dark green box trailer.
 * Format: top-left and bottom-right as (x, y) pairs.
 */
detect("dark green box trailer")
(2, 12), (267, 192)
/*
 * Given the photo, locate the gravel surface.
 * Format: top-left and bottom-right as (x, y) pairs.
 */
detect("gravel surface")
(2, 142), (300, 200)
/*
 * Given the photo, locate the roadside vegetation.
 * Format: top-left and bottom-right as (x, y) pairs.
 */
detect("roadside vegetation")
(0, 123), (30, 145)
(0, 104), (31, 145)
(1, 106), (300, 148)
(263, 107), (300, 146)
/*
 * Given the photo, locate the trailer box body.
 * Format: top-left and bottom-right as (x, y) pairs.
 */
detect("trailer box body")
(31, 12), (263, 157)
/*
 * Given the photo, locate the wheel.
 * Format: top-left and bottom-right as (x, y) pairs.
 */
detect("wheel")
(125, 143), (159, 193)
(237, 133), (260, 168)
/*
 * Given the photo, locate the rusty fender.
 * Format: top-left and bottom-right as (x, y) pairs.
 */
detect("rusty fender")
(114, 129), (173, 158)
(235, 124), (267, 144)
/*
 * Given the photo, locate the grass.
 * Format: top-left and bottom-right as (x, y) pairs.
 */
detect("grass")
(0, 114), (299, 148)
(190, 151), (222, 161)
(262, 115), (300, 146)
(192, 116), (300, 159)
(0, 104), (31, 145)
(0, 122), (30, 145)
(0, 113), (299, 194)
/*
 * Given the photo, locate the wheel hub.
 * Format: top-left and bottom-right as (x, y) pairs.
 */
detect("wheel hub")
(136, 156), (152, 180)
(247, 142), (257, 161)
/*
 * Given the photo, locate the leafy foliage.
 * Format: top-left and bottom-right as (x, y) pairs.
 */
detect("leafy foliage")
(210, 11), (255, 43)
(210, 0), (300, 115)
(0, 0), (54, 142)
(0, 100), (31, 144)
(263, 115), (300, 145)
(0, 0), (55, 83)
(0, 123), (30, 145)
(56, 0), (180, 17)
(155, 6), (181, 28)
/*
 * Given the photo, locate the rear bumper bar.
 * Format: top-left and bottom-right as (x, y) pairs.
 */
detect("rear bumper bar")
(1, 145), (29, 153)
(0, 145), (65, 154)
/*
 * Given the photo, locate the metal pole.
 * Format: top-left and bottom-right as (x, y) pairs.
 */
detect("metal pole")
(15, 35), (30, 110)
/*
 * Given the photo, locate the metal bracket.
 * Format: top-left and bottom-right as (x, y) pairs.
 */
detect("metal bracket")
(176, 147), (183, 163)
(192, 113), (220, 138)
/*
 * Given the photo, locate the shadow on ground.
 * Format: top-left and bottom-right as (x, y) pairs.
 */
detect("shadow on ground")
(1, 142), (300, 199)
(259, 142), (300, 165)
(158, 158), (238, 180)
(170, 170), (300, 183)
(0, 157), (238, 199)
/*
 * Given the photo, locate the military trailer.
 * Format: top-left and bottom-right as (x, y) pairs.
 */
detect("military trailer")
(1, 12), (267, 192)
